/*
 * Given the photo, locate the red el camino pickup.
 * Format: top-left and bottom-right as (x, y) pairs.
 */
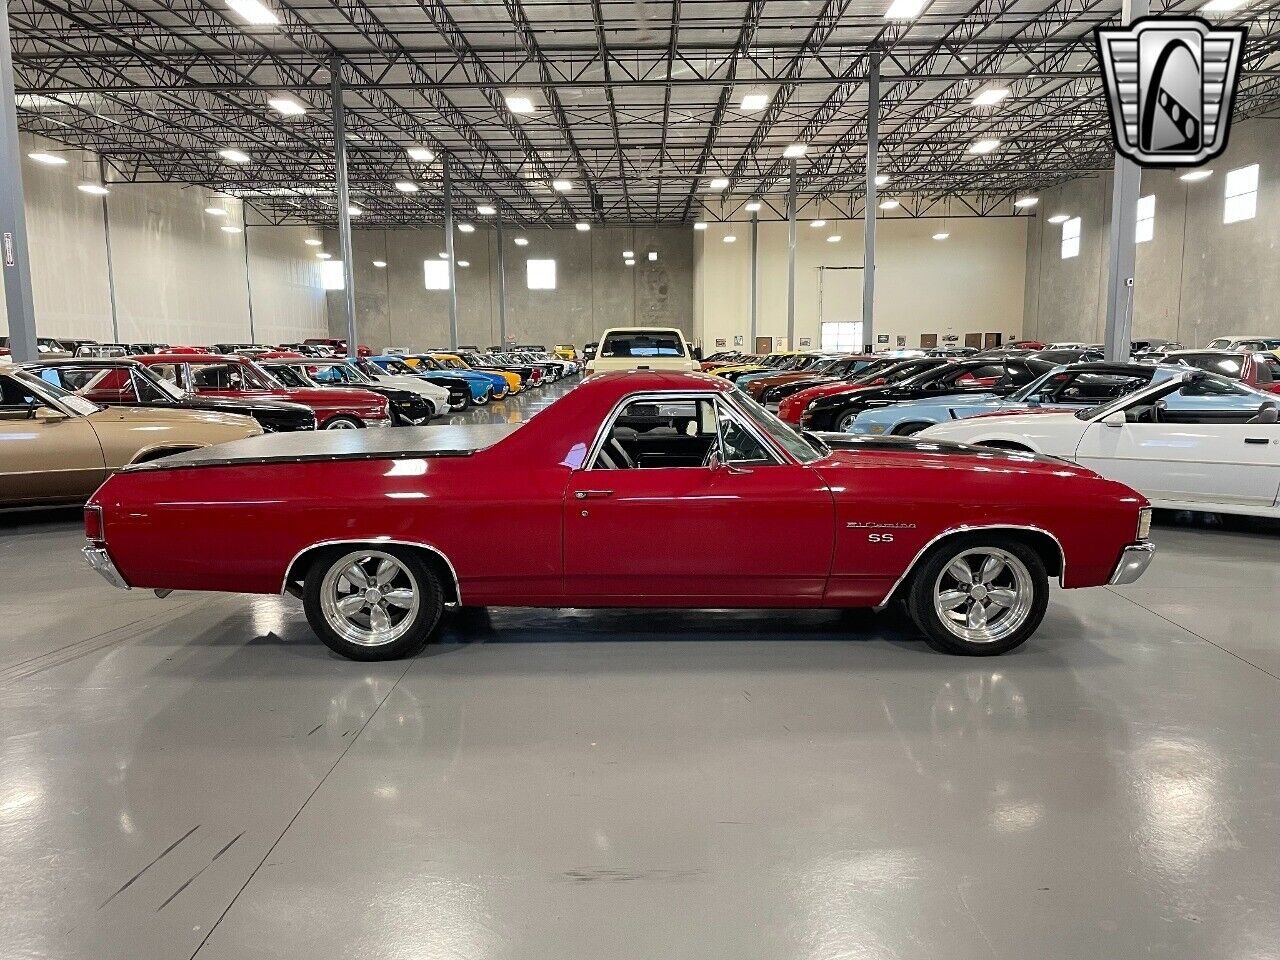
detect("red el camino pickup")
(82, 371), (1154, 660)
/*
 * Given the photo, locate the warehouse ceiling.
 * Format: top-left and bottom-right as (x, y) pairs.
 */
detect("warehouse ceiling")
(9, 0), (1280, 227)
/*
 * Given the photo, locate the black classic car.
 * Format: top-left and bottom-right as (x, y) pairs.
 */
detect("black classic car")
(801, 356), (1056, 431)
(766, 356), (951, 407)
(25, 358), (317, 431)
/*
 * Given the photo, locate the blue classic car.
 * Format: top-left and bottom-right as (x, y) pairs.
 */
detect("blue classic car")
(367, 355), (487, 407)
(849, 362), (1188, 435)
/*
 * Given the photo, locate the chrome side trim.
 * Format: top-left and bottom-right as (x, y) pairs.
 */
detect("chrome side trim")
(280, 537), (462, 605)
(1109, 542), (1155, 585)
(83, 544), (131, 590)
(872, 524), (1068, 610)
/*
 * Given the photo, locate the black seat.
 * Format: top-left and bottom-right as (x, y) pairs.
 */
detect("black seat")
(595, 436), (637, 469)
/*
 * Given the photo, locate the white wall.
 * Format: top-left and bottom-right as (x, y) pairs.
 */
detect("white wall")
(1, 133), (327, 347)
(1023, 116), (1280, 346)
(694, 214), (1028, 352)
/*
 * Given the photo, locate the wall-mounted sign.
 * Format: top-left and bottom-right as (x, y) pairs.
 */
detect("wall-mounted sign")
(943, 334), (959, 342)
(2, 233), (14, 268)
(715, 338), (727, 348)
(877, 334), (889, 344)
(896, 336), (907, 347)
(798, 337), (812, 348)
(733, 335), (744, 346)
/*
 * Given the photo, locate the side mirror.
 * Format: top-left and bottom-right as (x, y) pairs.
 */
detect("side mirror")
(1102, 409), (1127, 428)
(34, 406), (69, 422)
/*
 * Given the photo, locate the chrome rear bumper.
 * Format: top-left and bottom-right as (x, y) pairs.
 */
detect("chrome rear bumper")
(1109, 542), (1155, 585)
(83, 544), (130, 590)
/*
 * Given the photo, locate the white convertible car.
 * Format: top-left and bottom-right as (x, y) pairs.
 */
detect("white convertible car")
(919, 370), (1280, 518)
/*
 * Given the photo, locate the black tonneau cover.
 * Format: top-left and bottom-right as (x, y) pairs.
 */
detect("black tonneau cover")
(126, 423), (518, 471)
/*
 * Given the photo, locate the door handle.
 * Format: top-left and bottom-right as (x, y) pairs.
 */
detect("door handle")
(1244, 437), (1270, 445)
(574, 489), (614, 499)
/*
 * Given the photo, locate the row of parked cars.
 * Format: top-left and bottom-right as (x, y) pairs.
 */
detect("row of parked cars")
(701, 339), (1280, 520)
(1, 338), (581, 509)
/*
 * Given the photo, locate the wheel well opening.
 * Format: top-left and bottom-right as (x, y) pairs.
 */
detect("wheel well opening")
(284, 542), (460, 605)
(976, 439), (1033, 453)
(130, 445), (200, 464)
(888, 527), (1064, 604)
(891, 421), (933, 436)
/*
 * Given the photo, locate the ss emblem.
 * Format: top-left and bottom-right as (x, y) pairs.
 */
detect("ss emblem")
(868, 533), (894, 543)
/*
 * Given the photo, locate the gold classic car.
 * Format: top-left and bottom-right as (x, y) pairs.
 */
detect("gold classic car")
(1, 367), (263, 508)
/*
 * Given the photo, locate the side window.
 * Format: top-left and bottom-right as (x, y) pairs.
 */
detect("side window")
(1180, 377), (1249, 398)
(717, 403), (777, 465)
(590, 397), (719, 470)
(150, 364), (182, 386)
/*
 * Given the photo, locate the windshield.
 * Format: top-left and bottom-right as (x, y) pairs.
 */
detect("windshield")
(1013, 368), (1151, 404)
(5, 368), (101, 416)
(1171, 353), (1244, 377)
(267, 364), (313, 388)
(132, 364), (188, 401)
(379, 359), (417, 375)
(731, 391), (823, 463)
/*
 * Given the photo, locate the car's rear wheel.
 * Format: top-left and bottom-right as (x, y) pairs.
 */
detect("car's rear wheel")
(906, 536), (1047, 656)
(322, 415), (362, 430)
(303, 547), (443, 660)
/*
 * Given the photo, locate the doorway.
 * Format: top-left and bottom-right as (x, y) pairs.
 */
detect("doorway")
(920, 334), (938, 349)
(754, 336), (773, 353)
(984, 333), (1002, 349)
(964, 333), (982, 348)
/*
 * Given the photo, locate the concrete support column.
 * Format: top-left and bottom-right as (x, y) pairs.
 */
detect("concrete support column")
(863, 52), (880, 353)
(442, 154), (460, 351)
(330, 57), (358, 359)
(0, 4), (38, 361)
(495, 209), (508, 349)
(750, 211), (759, 347)
(1102, 0), (1149, 362)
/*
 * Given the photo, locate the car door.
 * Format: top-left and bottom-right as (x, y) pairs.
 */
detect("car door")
(0, 373), (106, 505)
(563, 394), (835, 604)
(1074, 383), (1280, 508)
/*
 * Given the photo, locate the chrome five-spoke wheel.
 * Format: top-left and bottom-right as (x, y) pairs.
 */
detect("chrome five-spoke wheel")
(303, 546), (444, 660)
(932, 547), (1034, 644)
(906, 535), (1049, 655)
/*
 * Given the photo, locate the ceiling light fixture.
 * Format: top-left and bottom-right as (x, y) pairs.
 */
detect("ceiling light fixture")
(305, 237), (322, 246)
(373, 260), (387, 268)
(267, 94), (307, 116)
(783, 143), (808, 158)
(648, 251), (658, 262)
(971, 88), (1010, 107)
(693, 222), (708, 230)
(407, 146), (435, 162)
(810, 219), (827, 228)
(505, 95), (536, 114)
(439, 251), (449, 258)
(221, 225), (243, 234)
(317, 252), (332, 259)
(552, 179), (573, 192)
(1014, 196), (1039, 208)
(457, 222), (475, 233)
(218, 148), (251, 163)
(879, 198), (900, 210)
(225, 0), (279, 25)
(27, 151), (67, 165)
(513, 237), (529, 246)
(723, 235), (737, 243)
(1180, 169), (1214, 182)
(394, 181), (419, 193)
(884, 0), (929, 19)
(625, 258), (636, 266)
(347, 206), (362, 217)
(826, 234), (842, 243)
(933, 231), (950, 240)
(623, 250), (635, 258)
(745, 201), (762, 211)
(457, 260), (470, 268)
(875, 174), (890, 187)
(968, 138), (1001, 154)
(77, 183), (109, 196)
(576, 222), (591, 231)
(204, 207), (229, 216)
(708, 177), (729, 191)
(1047, 213), (1070, 224)
(476, 204), (496, 215)
(740, 93), (769, 111)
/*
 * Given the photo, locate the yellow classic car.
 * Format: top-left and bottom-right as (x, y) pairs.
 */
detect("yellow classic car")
(554, 344), (579, 361)
(707, 351), (806, 378)
(1, 367), (262, 508)
(431, 353), (521, 396)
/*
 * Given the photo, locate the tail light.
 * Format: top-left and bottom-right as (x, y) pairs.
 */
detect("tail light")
(84, 505), (105, 544)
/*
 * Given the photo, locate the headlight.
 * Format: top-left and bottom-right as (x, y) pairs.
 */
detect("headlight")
(1137, 507), (1152, 541)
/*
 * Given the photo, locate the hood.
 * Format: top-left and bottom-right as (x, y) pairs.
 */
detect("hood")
(963, 406), (1077, 422)
(809, 432), (1094, 478)
(273, 386), (387, 408)
(87, 405), (256, 429)
(183, 394), (311, 415)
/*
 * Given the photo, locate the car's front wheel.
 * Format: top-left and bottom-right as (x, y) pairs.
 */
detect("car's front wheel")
(836, 409), (859, 432)
(322, 415), (363, 430)
(906, 536), (1048, 655)
(303, 547), (443, 660)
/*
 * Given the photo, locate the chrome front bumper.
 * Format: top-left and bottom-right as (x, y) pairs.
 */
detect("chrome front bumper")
(83, 544), (130, 590)
(1109, 542), (1155, 585)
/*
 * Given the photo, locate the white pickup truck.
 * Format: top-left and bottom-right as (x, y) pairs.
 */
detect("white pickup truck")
(584, 327), (699, 375)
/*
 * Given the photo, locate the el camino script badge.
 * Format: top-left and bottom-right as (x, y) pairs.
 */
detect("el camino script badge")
(846, 522), (917, 529)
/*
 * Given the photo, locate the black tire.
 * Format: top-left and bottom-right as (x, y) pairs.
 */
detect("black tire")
(836, 409), (859, 432)
(905, 534), (1048, 656)
(893, 422), (932, 437)
(302, 546), (444, 661)
(321, 414), (363, 430)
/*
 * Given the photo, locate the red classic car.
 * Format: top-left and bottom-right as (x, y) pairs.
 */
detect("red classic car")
(82, 371), (1153, 661)
(133, 353), (390, 429)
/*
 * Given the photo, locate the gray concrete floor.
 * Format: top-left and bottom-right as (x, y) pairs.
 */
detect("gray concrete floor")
(2, 379), (1279, 960)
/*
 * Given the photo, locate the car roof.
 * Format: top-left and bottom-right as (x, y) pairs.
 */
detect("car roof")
(23, 356), (142, 367)
(1050, 361), (1158, 374)
(133, 352), (242, 363)
(583, 370), (734, 396)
